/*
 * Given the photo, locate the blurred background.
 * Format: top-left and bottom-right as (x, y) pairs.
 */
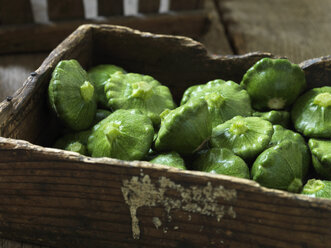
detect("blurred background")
(0, 0), (330, 101)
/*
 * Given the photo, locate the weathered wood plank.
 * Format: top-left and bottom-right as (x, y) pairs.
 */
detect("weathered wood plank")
(98, 0), (124, 16)
(215, 0), (331, 63)
(0, 11), (208, 55)
(0, 0), (33, 25)
(169, 0), (203, 11)
(47, 0), (85, 21)
(138, 0), (160, 14)
(0, 137), (330, 248)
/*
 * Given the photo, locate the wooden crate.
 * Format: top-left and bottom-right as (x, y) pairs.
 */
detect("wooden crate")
(0, 24), (330, 248)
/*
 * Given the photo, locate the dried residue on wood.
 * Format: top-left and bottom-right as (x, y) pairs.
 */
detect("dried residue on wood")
(121, 175), (237, 239)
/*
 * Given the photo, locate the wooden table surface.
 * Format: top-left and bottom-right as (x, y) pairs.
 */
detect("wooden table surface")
(0, 0), (330, 247)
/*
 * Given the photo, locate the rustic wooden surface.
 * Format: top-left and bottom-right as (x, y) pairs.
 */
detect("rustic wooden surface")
(215, 0), (331, 63)
(0, 24), (331, 248)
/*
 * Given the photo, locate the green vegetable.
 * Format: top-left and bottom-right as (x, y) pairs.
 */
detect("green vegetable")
(88, 64), (126, 108)
(308, 139), (331, 179)
(253, 110), (290, 128)
(154, 100), (212, 155)
(48, 59), (97, 131)
(251, 141), (305, 192)
(104, 72), (176, 125)
(181, 80), (252, 127)
(87, 109), (154, 160)
(53, 130), (91, 155)
(211, 116), (273, 161)
(193, 148), (250, 179)
(301, 179), (331, 199)
(241, 58), (306, 110)
(149, 152), (186, 169)
(269, 125), (310, 177)
(291, 87), (331, 138)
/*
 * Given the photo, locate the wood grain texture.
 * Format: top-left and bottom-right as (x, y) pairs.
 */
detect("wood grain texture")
(215, 0), (331, 63)
(98, 0), (124, 16)
(47, 0), (85, 21)
(0, 24), (330, 247)
(138, 0), (160, 14)
(0, 0), (33, 25)
(0, 11), (208, 55)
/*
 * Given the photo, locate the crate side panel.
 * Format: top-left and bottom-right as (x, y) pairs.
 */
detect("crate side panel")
(0, 138), (330, 248)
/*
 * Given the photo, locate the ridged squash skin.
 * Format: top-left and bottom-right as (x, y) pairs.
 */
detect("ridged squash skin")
(308, 139), (331, 179)
(53, 130), (91, 155)
(193, 148), (250, 179)
(149, 152), (186, 170)
(154, 100), (212, 155)
(251, 141), (305, 193)
(88, 64), (126, 108)
(291, 87), (331, 138)
(181, 79), (252, 128)
(253, 110), (290, 128)
(87, 109), (154, 160)
(269, 125), (310, 177)
(104, 72), (176, 125)
(241, 58), (306, 110)
(211, 116), (273, 161)
(48, 59), (97, 131)
(301, 179), (331, 199)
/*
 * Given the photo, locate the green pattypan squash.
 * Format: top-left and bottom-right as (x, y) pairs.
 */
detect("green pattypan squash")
(253, 110), (290, 128)
(87, 109), (154, 160)
(291, 87), (331, 138)
(211, 116), (273, 161)
(154, 100), (212, 155)
(88, 64), (126, 108)
(241, 58), (306, 110)
(48, 59), (97, 131)
(308, 139), (331, 179)
(149, 152), (186, 169)
(193, 148), (250, 179)
(269, 125), (310, 177)
(251, 141), (304, 193)
(104, 71), (176, 125)
(181, 79), (252, 128)
(53, 130), (91, 155)
(301, 179), (331, 199)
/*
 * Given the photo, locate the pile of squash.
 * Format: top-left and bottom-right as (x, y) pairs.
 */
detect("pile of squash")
(48, 58), (331, 198)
